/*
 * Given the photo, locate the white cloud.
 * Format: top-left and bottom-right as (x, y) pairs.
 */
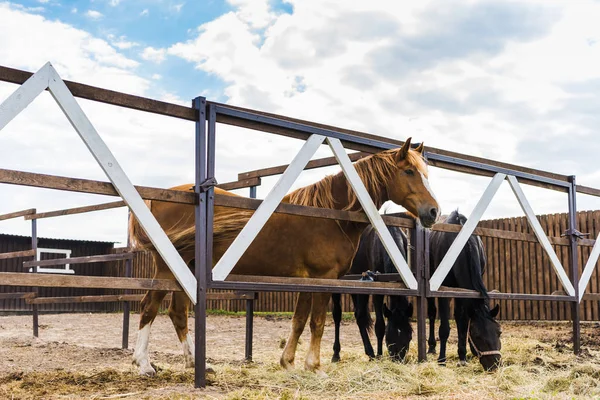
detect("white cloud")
(85, 10), (103, 19)
(109, 0), (121, 6)
(151, 73), (162, 80)
(140, 46), (167, 63)
(71, 7), (77, 14)
(172, 3), (184, 13)
(0, 3), (190, 243)
(140, 8), (149, 16)
(38, 0), (49, 3)
(109, 35), (139, 50)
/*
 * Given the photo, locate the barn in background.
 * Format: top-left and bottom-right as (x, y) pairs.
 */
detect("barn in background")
(0, 234), (115, 313)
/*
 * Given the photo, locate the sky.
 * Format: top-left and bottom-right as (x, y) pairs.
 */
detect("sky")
(1, 0), (600, 246)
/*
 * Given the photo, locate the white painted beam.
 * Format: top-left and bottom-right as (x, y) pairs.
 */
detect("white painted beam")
(212, 134), (325, 281)
(578, 236), (600, 302)
(429, 173), (506, 291)
(0, 62), (51, 131)
(0, 62), (198, 303)
(507, 176), (575, 297)
(45, 67), (198, 303)
(327, 138), (418, 289)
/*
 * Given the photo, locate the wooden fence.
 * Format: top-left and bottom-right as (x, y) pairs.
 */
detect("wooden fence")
(115, 210), (595, 321)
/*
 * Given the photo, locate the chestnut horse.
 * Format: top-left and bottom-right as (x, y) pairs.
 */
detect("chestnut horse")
(129, 138), (439, 376)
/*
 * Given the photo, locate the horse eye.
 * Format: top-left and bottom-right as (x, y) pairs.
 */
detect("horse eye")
(405, 169), (414, 176)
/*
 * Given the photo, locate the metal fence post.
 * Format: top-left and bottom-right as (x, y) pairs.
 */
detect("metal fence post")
(413, 223), (427, 362)
(31, 218), (39, 338)
(194, 97), (208, 388)
(122, 211), (132, 349)
(245, 185), (257, 362)
(568, 175), (581, 354)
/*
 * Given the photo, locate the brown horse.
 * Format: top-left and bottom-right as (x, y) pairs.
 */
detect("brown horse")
(129, 138), (439, 376)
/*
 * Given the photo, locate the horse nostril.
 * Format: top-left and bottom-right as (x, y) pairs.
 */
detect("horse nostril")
(429, 208), (438, 219)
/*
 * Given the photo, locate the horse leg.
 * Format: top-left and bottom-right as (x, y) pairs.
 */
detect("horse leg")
(305, 292), (331, 376)
(281, 292), (312, 370)
(353, 294), (375, 359)
(331, 293), (342, 363)
(167, 291), (196, 368)
(454, 299), (469, 366)
(427, 297), (437, 354)
(373, 294), (385, 358)
(437, 298), (450, 366)
(133, 289), (168, 375)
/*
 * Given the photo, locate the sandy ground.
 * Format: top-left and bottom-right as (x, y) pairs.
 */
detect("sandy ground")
(1, 312), (599, 399)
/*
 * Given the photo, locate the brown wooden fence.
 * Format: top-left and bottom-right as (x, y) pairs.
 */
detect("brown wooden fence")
(4, 210), (600, 320)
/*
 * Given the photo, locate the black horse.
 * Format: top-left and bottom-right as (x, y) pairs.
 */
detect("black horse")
(427, 210), (502, 371)
(332, 213), (413, 362)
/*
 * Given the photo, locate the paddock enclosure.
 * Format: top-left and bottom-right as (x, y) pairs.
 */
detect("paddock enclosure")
(2, 62), (600, 392)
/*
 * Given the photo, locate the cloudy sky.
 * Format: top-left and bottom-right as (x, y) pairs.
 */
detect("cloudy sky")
(1, 0), (600, 246)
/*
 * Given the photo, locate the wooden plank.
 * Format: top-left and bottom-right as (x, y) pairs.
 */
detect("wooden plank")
(539, 215), (549, 320)
(0, 292), (36, 300)
(589, 211), (598, 319)
(25, 291), (255, 304)
(0, 208), (36, 221)
(0, 168), (195, 204)
(433, 287), (575, 302)
(23, 253), (134, 268)
(503, 219), (512, 320)
(217, 177), (262, 191)
(214, 194), (416, 227)
(516, 217), (525, 320)
(0, 272), (182, 291)
(225, 274), (407, 289)
(0, 249), (35, 260)
(0, 65), (196, 121)
(25, 201), (126, 220)
(577, 185), (600, 199)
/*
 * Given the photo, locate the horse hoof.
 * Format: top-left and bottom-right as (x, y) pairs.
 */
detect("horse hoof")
(437, 360), (446, 367)
(457, 360), (467, 367)
(427, 349), (437, 355)
(314, 369), (328, 378)
(331, 355), (340, 363)
(280, 358), (295, 370)
(139, 364), (156, 376)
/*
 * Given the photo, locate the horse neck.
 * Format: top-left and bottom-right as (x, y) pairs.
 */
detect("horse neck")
(329, 171), (388, 211)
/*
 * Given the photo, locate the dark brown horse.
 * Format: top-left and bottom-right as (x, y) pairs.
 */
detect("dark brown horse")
(331, 214), (413, 363)
(129, 138), (439, 376)
(428, 210), (502, 371)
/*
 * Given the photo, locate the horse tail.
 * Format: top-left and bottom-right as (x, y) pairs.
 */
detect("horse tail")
(128, 200), (154, 250)
(465, 235), (488, 298)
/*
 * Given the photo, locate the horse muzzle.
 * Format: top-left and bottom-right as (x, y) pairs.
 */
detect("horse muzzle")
(418, 206), (439, 228)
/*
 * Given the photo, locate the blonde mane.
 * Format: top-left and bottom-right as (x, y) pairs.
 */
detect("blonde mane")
(288, 148), (426, 210)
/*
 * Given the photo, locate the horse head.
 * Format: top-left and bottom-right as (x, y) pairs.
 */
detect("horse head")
(385, 138), (439, 227)
(468, 303), (502, 371)
(383, 300), (413, 361)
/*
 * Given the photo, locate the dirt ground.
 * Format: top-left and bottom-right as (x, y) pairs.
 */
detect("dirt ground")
(1, 312), (600, 399)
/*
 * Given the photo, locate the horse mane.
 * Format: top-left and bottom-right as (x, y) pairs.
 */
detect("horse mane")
(288, 148), (427, 210)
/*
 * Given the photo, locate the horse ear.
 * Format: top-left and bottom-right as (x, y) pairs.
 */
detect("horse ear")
(490, 304), (500, 318)
(407, 302), (414, 318)
(396, 137), (412, 162)
(383, 303), (392, 319)
(415, 142), (424, 154)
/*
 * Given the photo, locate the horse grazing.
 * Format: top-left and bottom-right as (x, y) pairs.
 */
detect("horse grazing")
(129, 138), (439, 377)
(427, 210), (502, 371)
(332, 214), (413, 363)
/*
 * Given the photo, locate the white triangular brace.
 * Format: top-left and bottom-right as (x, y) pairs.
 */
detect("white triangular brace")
(428, 173), (576, 298)
(0, 62), (198, 303)
(578, 235), (600, 302)
(429, 173), (506, 291)
(212, 134), (326, 280)
(327, 138), (417, 289)
(507, 176), (575, 296)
